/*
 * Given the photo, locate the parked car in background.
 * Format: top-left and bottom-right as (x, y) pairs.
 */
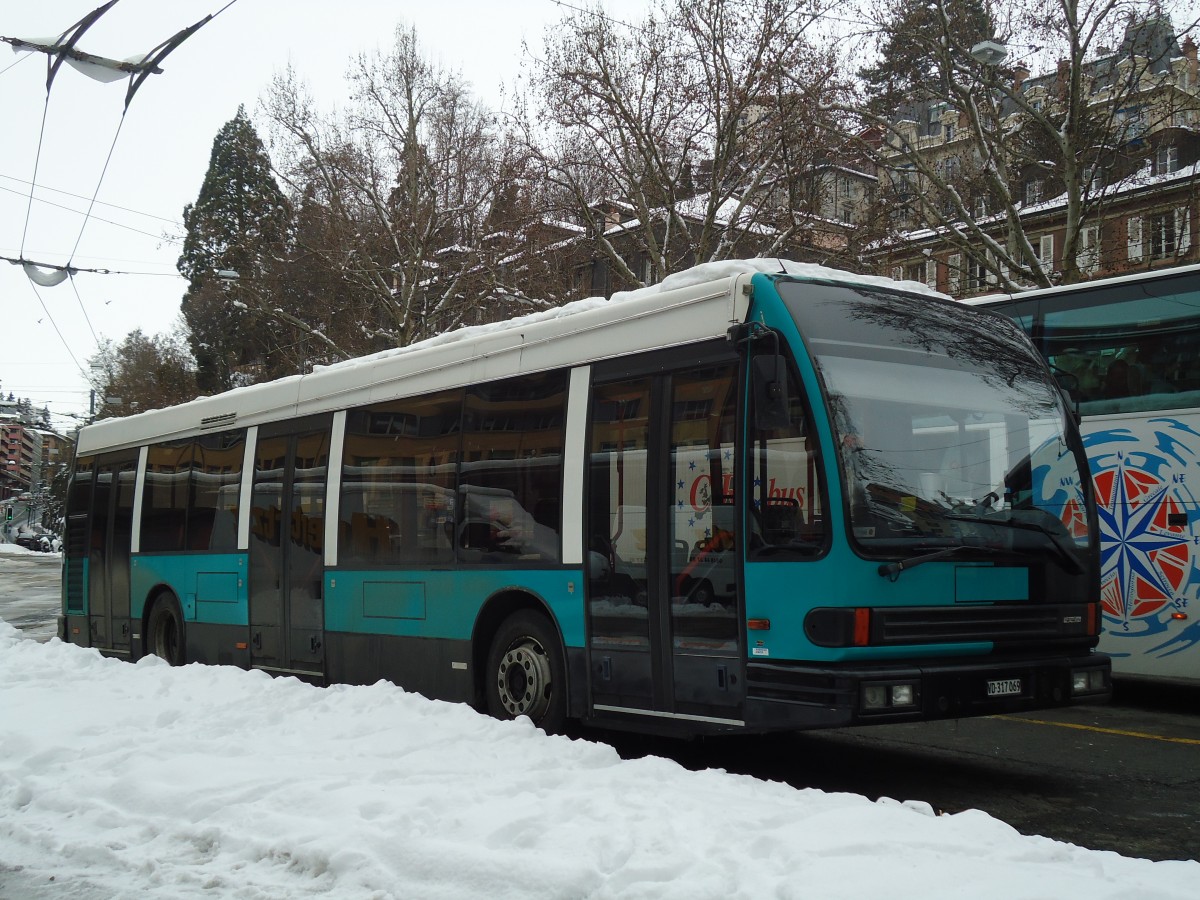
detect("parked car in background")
(13, 530), (56, 552)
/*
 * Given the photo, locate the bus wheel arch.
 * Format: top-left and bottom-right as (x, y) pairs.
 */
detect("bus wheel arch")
(143, 589), (186, 666)
(474, 592), (568, 733)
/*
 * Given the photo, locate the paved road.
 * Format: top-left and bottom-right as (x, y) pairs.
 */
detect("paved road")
(605, 684), (1200, 861)
(4, 546), (1197, 861)
(0, 544), (60, 642)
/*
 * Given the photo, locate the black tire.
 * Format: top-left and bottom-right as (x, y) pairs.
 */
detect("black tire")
(485, 610), (567, 733)
(146, 595), (186, 666)
(688, 579), (715, 606)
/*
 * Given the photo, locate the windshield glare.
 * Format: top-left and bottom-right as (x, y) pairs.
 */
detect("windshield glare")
(779, 281), (1090, 555)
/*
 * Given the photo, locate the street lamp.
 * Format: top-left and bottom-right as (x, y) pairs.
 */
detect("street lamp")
(970, 40), (1008, 66)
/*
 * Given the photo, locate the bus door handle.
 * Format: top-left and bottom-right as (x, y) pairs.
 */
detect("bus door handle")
(310, 635), (322, 653)
(252, 631), (262, 651)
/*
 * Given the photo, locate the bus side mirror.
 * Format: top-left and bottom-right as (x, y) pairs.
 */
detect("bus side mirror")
(752, 353), (791, 431)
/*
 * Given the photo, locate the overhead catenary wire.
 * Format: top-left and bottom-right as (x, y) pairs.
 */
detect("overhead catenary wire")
(0, 184), (182, 244)
(24, 278), (85, 375)
(0, 173), (182, 226)
(1, 252), (182, 279)
(9, 1), (237, 279)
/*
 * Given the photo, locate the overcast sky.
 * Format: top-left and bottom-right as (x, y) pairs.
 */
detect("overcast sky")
(0, 0), (652, 424)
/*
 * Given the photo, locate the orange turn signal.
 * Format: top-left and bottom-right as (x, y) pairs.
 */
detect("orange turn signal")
(747, 618), (771, 631)
(853, 607), (871, 646)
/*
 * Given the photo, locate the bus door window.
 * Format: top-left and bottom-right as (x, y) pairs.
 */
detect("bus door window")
(587, 378), (652, 649)
(668, 363), (739, 650)
(64, 456), (94, 615)
(248, 418), (332, 672)
(290, 430), (330, 605)
(747, 357), (826, 558)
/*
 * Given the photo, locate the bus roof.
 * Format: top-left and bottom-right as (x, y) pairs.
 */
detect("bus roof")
(77, 259), (943, 456)
(962, 262), (1200, 308)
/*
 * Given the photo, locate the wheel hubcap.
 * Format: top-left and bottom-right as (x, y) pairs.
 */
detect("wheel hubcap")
(496, 637), (552, 720)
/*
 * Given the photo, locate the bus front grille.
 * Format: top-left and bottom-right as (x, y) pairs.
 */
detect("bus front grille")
(873, 604), (1088, 645)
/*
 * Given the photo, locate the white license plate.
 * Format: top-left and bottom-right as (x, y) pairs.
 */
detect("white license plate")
(987, 678), (1022, 697)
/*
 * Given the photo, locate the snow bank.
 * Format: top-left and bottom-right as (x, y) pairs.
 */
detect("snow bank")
(1, 621), (1194, 899)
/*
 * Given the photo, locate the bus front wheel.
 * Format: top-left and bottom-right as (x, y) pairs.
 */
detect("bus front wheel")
(146, 595), (186, 666)
(485, 611), (566, 733)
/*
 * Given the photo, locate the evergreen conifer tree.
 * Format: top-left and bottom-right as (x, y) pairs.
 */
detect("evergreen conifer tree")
(859, 0), (995, 114)
(178, 106), (291, 392)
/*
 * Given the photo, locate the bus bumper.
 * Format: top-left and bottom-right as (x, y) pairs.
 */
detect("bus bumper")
(744, 652), (1111, 730)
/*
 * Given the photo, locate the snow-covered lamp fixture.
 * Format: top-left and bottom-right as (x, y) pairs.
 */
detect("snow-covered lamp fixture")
(970, 40), (1008, 66)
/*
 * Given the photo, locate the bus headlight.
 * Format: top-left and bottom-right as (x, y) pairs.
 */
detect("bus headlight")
(1071, 668), (1106, 694)
(862, 682), (919, 710)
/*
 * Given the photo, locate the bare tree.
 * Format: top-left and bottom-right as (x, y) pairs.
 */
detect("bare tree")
(850, 0), (1200, 289)
(524, 0), (846, 290)
(262, 25), (507, 354)
(89, 329), (199, 420)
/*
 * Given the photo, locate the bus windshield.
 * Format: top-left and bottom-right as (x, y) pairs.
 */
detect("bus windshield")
(778, 280), (1090, 562)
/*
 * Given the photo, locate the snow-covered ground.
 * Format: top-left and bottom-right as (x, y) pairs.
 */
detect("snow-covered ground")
(1, 621), (1197, 899)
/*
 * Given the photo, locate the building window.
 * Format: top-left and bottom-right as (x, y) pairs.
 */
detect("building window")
(1025, 179), (1044, 206)
(1118, 106), (1146, 138)
(1155, 145), (1179, 175)
(1149, 211), (1177, 259)
(1127, 216), (1143, 261)
(1077, 225), (1100, 275)
(967, 257), (988, 291)
(1036, 234), (1055, 270)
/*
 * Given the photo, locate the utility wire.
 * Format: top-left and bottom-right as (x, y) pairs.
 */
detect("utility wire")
(25, 278), (84, 375)
(68, 274), (99, 345)
(65, 115), (130, 268)
(1, 252), (182, 278)
(19, 97), (52, 261)
(0, 173), (182, 225)
(0, 47), (32, 78)
(16, 1), (121, 259)
(0, 184), (181, 243)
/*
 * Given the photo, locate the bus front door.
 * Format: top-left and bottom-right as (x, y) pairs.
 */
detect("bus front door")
(248, 416), (332, 680)
(586, 349), (744, 728)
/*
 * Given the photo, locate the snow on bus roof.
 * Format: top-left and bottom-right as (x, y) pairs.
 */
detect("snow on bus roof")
(77, 259), (945, 453)
(313, 258), (944, 375)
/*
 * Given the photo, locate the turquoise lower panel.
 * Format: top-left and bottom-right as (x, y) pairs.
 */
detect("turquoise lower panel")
(130, 553), (249, 625)
(325, 568), (587, 648)
(743, 553), (1010, 662)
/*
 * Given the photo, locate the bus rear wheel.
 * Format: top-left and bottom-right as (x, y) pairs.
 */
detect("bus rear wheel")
(146, 595), (186, 666)
(485, 611), (566, 733)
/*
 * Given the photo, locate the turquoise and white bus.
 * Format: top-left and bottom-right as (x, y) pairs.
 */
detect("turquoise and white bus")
(970, 264), (1200, 685)
(60, 260), (1109, 734)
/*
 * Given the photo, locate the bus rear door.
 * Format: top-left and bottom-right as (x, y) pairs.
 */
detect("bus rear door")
(248, 416), (332, 679)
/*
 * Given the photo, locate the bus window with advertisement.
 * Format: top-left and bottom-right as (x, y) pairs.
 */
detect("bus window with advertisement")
(970, 263), (1200, 685)
(60, 260), (1109, 736)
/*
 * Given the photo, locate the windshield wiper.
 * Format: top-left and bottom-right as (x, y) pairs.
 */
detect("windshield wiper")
(944, 513), (1085, 576)
(877, 543), (1009, 582)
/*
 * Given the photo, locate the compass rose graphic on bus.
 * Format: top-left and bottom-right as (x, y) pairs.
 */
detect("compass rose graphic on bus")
(1082, 421), (1200, 643)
